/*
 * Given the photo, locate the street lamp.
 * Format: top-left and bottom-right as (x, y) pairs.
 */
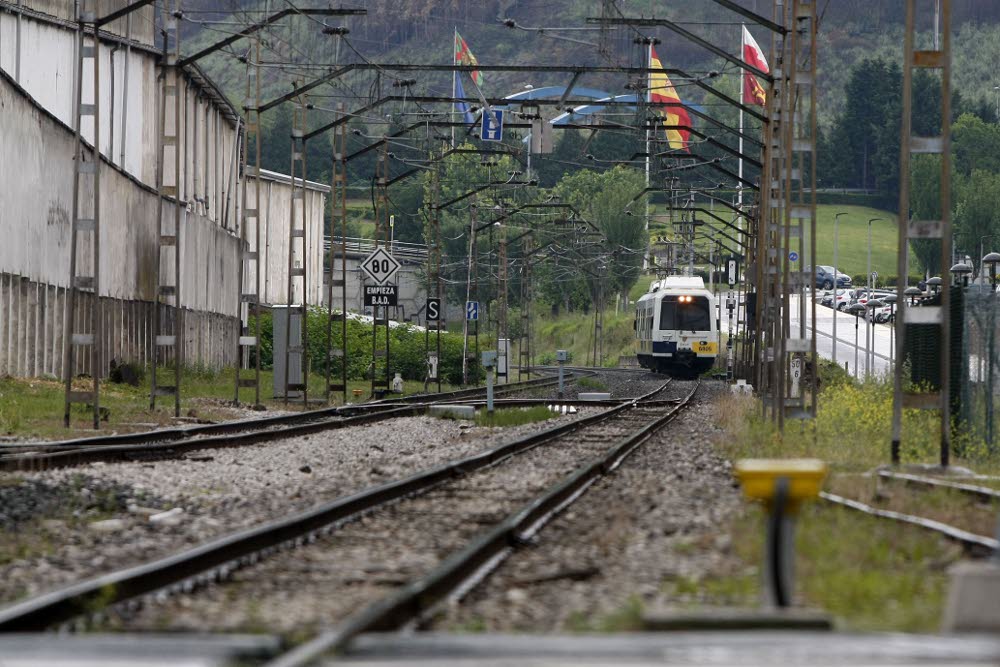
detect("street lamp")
(883, 293), (898, 368)
(866, 217), (884, 380)
(904, 286), (923, 306)
(848, 303), (866, 378)
(833, 212), (848, 365)
(979, 236), (999, 282)
(866, 299), (885, 378)
(951, 262), (973, 288)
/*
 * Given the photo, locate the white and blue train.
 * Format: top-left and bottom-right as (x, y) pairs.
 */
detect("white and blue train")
(634, 276), (718, 375)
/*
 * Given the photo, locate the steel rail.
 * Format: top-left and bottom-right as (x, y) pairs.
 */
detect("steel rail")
(269, 381), (700, 666)
(821, 492), (998, 555)
(0, 380), (673, 631)
(0, 375), (580, 470)
(878, 470), (1000, 503)
(0, 373), (571, 456)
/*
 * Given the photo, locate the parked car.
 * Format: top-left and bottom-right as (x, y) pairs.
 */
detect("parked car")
(821, 289), (850, 309)
(811, 265), (852, 290)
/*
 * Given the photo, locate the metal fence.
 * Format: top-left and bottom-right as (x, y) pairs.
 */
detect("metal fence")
(958, 285), (1000, 454)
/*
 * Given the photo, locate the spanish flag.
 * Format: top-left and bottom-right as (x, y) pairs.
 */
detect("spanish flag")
(649, 46), (691, 153)
(742, 26), (769, 107)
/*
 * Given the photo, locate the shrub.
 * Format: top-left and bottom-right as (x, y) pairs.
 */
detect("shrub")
(252, 308), (481, 385)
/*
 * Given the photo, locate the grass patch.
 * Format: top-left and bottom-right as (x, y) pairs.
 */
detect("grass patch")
(707, 503), (958, 632)
(714, 371), (1000, 472)
(533, 309), (636, 368)
(475, 405), (555, 428)
(576, 377), (608, 392)
(0, 371), (454, 439)
(566, 596), (646, 632)
(828, 474), (1000, 537)
(705, 377), (979, 633)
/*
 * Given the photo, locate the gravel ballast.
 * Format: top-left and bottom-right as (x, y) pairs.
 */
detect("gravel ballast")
(110, 379), (686, 634)
(0, 406), (591, 605)
(429, 381), (742, 632)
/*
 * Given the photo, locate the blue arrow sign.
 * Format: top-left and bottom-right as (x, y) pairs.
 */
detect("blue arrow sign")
(789, 251), (799, 262)
(466, 301), (479, 321)
(480, 110), (504, 142)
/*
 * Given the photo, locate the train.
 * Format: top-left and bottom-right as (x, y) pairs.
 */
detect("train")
(634, 276), (719, 375)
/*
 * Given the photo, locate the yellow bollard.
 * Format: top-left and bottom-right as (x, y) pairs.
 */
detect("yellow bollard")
(734, 459), (828, 608)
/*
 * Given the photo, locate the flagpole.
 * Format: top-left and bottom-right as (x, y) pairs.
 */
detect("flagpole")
(644, 41), (651, 271)
(738, 25), (745, 249)
(452, 28), (457, 149)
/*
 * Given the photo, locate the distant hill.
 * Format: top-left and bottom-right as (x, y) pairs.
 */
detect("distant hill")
(180, 1), (1000, 135)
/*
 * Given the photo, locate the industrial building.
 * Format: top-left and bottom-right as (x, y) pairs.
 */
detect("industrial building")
(0, 0), (326, 379)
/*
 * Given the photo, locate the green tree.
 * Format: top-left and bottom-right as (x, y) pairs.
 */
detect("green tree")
(954, 169), (1000, 275)
(556, 166), (648, 303)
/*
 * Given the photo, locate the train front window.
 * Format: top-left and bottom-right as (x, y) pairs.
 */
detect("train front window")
(659, 296), (712, 332)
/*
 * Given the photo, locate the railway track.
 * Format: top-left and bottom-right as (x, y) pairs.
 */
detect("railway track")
(0, 372), (588, 471)
(0, 378), (683, 633)
(822, 469), (1000, 556)
(267, 380), (700, 665)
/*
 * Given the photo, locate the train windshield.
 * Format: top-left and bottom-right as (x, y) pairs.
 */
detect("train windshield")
(659, 296), (712, 332)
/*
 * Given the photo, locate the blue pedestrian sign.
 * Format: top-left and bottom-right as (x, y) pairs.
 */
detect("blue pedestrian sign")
(789, 251), (799, 262)
(466, 301), (479, 321)
(480, 110), (504, 142)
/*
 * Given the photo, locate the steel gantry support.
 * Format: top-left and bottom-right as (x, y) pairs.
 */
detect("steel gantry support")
(518, 233), (533, 381)
(371, 144), (392, 396)
(497, 215), (509, 384)
(63, 1), (102, 428)
(325, 105), (349, 405)
(760, 6), (786, 417)
(891, 0), (953, 467)
(754, 0), (820, 426)
(425, 147), (444, 393)
(283, 85), (310, 407)
(235, 36), (263, 407)
(151, 1), (183, 417)
(462, 205), (480, 386)
(776, 0), (819, 425)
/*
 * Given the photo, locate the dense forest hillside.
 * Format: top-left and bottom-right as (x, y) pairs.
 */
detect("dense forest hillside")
(182, 0), (1000, 126)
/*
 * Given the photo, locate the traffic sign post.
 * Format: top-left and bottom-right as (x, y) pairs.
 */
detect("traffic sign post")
(480, 109), (504, 142)
(789, 251), (799, 263)
(466, 300), (479, 321)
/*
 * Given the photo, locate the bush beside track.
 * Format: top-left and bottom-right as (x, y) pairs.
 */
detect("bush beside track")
(253, 308), (483, 385)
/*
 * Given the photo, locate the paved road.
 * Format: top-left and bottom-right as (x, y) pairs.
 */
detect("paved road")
(717, 293), (895, 379)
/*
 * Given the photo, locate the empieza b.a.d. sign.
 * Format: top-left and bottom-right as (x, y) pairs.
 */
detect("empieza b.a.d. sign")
(365, 285), (397, 307)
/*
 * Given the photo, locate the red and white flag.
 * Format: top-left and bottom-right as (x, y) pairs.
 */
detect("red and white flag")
(742, 25), (769, 107)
